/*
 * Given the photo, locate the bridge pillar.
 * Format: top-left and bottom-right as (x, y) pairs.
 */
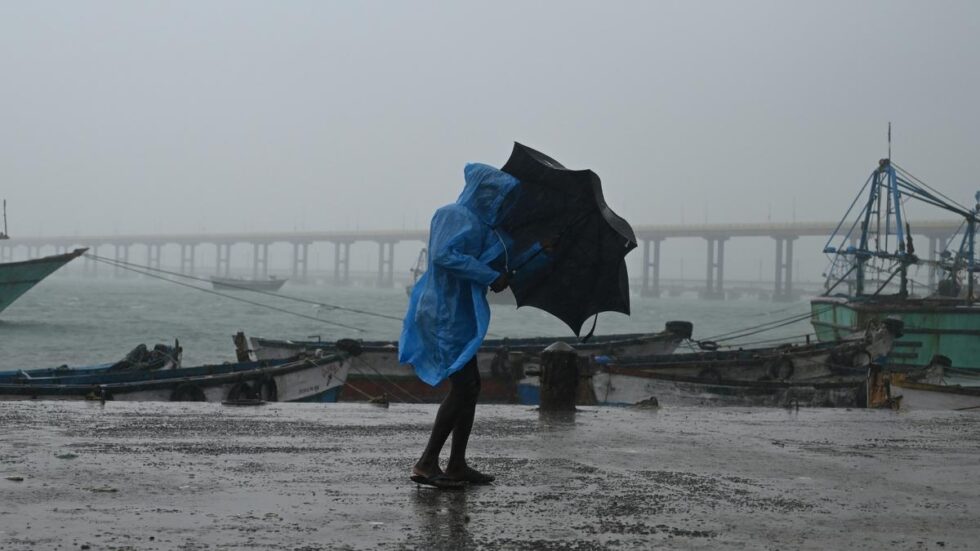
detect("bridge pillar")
(216, 243), (231, 277)
(641, 238), (662, 297)
(700, 237), (726, 300)
(0, 244), (10, 263)
(291, 242), (310, 282)
(333, 241), (351, 285)
(773, 236), (797, 301)
(377, 241), (395, 288)
(84, 245), (98, 276)
(147, 244), (162, 272)
(252, 243), (269, 278)
(114, 244), (130, 277)
(180, 243), (196, 275)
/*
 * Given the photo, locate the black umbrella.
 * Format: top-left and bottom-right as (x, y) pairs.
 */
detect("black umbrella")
(498, 142), (637, 337)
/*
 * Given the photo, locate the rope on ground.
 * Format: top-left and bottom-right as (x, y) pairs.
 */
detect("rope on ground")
(352, 355), (424, 403)
(87, 254), (366, 332)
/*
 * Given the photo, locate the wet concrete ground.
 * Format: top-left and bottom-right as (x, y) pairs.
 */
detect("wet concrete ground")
(1, 402), (977, 550)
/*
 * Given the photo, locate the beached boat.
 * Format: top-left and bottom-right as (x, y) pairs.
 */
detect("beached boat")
(884, 356), (980, 411)
(0, 351), (353, 403)
(210, 276), (287, 292)
(0, 342), (181, 382)
(811, 157), (980, 372)
(234, 321), (693, 403)
(0, 248), (87, 315)
(530, 319), (901, 408)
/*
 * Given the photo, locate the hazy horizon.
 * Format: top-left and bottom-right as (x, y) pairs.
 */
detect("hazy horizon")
(3, 1), (979, 281)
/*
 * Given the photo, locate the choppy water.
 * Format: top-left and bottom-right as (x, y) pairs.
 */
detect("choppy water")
(0, 274), (811, 369)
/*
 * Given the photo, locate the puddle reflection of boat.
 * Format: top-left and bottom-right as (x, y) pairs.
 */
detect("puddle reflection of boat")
(0, 347), (358, 403)
(210, 276), (287, 292)
(235, 322), (693, 403)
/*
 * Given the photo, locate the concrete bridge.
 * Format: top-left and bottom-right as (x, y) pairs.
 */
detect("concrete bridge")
(0, 220), (963, 300)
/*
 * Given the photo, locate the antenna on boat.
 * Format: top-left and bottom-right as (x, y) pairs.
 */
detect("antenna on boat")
(1, 199), (6, 239)
(887, 122), (892, 160)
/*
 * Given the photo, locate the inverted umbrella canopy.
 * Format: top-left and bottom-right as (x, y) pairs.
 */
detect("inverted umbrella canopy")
(498, 142), (637, 336)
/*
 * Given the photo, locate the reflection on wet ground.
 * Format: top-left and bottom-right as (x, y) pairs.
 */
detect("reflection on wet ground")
(1, 401), (977, 549)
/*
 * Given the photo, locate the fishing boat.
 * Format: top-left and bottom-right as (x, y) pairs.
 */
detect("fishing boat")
(210, 275), (287, 292)
(584, 319), (901, 408)
(0, 248), (87, 315)
(0, 201), (86, 315)
(0, 348), (356, 403)
(234, 321), (693, 403)
(885, 356), (980, 411)
(0, 342), (181, 382)
(811, 155), (980, 372)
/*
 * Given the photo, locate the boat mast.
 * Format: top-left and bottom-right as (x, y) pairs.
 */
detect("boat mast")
(1, 199), (7, 240)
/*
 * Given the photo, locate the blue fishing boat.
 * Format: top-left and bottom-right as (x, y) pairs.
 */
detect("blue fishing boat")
(0, 343), (181, 382)
(0, 349), (356, 403)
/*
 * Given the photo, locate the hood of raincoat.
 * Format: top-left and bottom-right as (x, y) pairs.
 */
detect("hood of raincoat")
(457, 163), (520, 228)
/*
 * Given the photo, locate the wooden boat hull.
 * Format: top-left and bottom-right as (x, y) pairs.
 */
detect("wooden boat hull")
(519, 321), (898, 407)
(0, 248), (86, 314)
(237, 324), (690, 403)
(888, 375), (980, 411)
(811, 296), (980, 371)
(0, 355), (350, 403)
(592, 368), (868, 407)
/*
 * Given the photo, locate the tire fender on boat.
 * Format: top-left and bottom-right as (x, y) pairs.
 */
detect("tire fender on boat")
(226, 381), (259, 402)
(258, 377), (278, 402)
(767, 356), (794, 380)
(171, 383), (207, 402)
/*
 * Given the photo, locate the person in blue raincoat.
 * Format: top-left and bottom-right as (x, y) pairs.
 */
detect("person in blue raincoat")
(400, 163), (520, 488)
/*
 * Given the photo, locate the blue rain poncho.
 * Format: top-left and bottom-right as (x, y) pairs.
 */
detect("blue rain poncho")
(398, 163), (522, 386)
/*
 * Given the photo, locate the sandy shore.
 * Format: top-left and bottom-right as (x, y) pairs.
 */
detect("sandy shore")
(1, 401), (977, 550)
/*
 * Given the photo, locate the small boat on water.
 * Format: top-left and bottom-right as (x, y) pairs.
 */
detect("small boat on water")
(0, 342), (181, 382)
(0, 347), (357, 403)
(518, 319), (901, 408)
(210, 275), (287, 292)
(0, 248), (87, 315)
(234, 321), (693, 403)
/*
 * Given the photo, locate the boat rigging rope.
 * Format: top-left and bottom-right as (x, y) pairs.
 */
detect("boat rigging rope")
(87, 254), (405, 323)
(691, 303), (839, 347)
(86, 252), (511, 339)
(86, 254), (367, 332)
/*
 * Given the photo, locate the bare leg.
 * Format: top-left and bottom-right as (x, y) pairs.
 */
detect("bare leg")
(414, 358), (478, 477)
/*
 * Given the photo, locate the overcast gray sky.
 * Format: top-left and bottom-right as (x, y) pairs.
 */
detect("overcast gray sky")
(3, 0), (978, 245)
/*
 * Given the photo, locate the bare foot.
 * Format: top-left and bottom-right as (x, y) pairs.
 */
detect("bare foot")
(412, 461), (442, 479)
(445, 465), (495, 485)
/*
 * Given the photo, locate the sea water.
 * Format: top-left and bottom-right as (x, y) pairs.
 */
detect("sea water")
(0, 275), (811, 369)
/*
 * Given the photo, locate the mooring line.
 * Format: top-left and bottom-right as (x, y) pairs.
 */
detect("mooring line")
(86, 254), (404, 323)
(87, 254), (367, 332)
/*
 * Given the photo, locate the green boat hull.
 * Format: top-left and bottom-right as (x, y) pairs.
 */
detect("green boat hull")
(0, 248), (87, 314)
(811, 297), (980, 371)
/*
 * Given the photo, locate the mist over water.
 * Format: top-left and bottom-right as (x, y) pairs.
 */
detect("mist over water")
(0, 274), (810, 369)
